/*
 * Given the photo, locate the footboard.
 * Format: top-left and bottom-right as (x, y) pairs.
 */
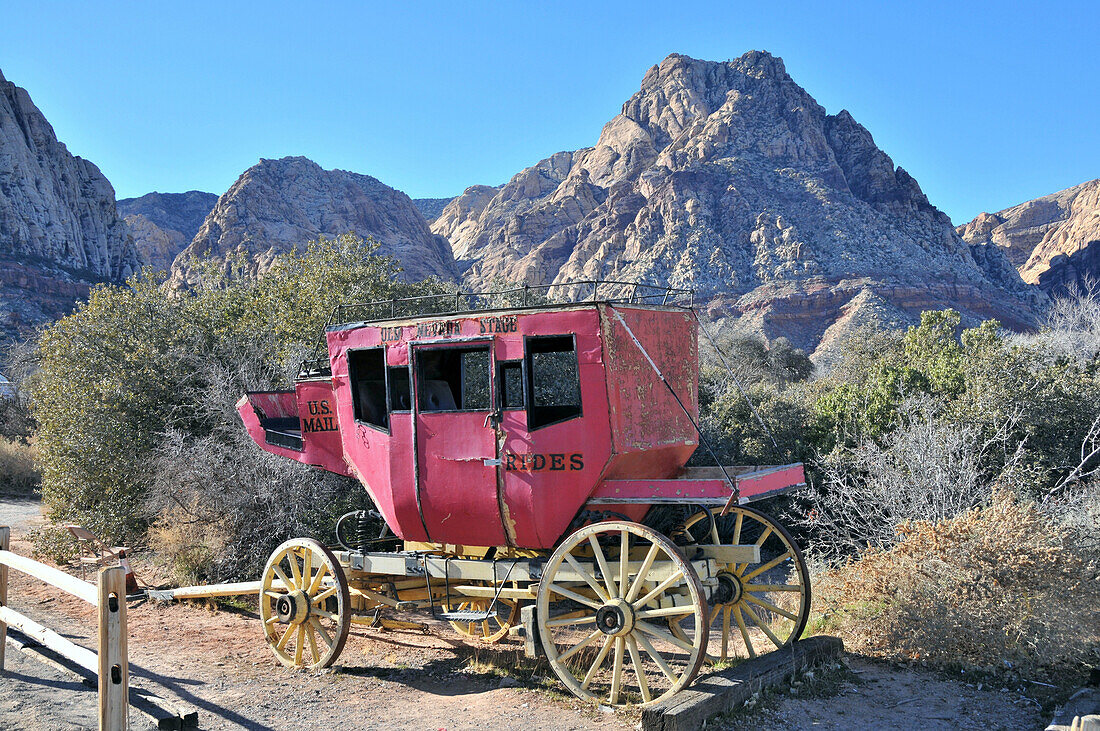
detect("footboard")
(587, 463), (806, 506)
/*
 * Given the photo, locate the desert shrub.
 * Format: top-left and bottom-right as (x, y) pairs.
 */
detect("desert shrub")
(0, 437), (38, 496)
(811, 491), (1100, 678)
(27, 233), (444, 574)
(799, 398), (1007, 559)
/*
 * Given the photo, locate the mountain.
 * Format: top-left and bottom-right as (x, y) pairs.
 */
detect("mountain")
(169, 156), (457, 287)
(0, 68), (139, 340)
(433, 52), (1041, 353)
(958, 179), (1100, 295)
(412, 197), (454, 223)
(118, 190), (217, 271)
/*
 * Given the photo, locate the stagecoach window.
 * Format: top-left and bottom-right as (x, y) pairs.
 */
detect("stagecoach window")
(417, 346), (491, 412)
(526, 335), (581, 429)
(388, 366), (411, 411)
(498, 360), (524, 410)
(347, 348), (388, 430)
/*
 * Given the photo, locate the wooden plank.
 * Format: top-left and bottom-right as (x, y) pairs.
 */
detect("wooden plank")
(0, 549), (98, 605)
(641, 635), (844, 731)
(0, 604), (99, 674)
(98, 566), (128, 731)
(451, 585), (537, 600)
(0, 526), (7, 673)
(696, 545), (761, 564)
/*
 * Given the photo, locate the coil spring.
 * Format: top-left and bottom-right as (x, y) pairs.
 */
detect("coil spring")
(356, 511), (373, 554)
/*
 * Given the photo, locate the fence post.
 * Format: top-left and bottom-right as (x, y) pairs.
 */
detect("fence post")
(0, 526), (8, 673)
(97, 565), (128, 731)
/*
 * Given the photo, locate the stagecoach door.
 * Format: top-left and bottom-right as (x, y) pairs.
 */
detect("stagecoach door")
(411, 340), (507, 546)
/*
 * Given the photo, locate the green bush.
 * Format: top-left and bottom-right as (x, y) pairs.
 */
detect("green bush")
(27, 233), (445, 577)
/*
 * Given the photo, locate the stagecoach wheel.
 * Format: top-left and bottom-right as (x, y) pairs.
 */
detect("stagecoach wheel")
(259, 538), (350, 670)
(444, 586), (521, 644)
(537, 521), (708, 707)
(670, 507), (810, 664)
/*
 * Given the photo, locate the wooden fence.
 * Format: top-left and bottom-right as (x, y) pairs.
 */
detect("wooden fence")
(0, 525), (129, 730)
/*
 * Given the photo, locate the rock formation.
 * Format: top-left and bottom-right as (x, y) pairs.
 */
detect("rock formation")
(0, 68), (139, 340)
(170, 157), (456, 287)
(118, 191), (217, 271)
(959, 179), (1100, 295)
(412, 197), (454, 223)
(434, 52), (1041, 353)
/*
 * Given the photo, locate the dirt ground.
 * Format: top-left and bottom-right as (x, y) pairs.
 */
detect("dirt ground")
(0, 498), (1049, 730)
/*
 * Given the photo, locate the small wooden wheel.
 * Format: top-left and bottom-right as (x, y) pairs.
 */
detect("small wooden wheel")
(259, 538), (350, 669)
(671, 506), (810, 663)
(537, 521), (708, 707)
(445, 587), (521, 643)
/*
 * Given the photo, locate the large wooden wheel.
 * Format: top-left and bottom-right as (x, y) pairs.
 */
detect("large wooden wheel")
(671, 506), (810, 663)
(259, 538), (350, 669)
(537, 521), (708, 707)
(444, 585), (521, 643)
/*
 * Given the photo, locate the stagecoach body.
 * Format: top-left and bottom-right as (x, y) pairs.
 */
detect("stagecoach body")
(237, 287), (812, 708)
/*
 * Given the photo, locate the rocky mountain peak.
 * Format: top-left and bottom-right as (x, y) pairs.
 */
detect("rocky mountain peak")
(0, 67), (140, 339)
(959, 179), (1100, 294)
(432, 50), (1040, 354)
(168, 156), (457, 287)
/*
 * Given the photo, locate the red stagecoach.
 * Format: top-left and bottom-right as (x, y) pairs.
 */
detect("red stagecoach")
(239, 284), (811, 707)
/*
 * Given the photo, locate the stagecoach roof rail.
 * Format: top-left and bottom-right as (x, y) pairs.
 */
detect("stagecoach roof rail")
(298, 281), (694, 377)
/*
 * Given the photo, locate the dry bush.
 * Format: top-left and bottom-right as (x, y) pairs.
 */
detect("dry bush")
(0, 437), (39, 496)
(800, 398), (1009, 559)
(812, 491), (1100, 678)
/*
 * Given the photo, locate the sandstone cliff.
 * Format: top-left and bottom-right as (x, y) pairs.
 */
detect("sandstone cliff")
(170, 157), (456, 287)
(0, 68), (139, 340)
(958, 179), (1100, 294)
(434, 52), (1040, 352)
(119, 190), (217, 271)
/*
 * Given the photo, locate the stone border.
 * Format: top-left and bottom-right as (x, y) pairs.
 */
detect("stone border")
(641, 636), (844, 731)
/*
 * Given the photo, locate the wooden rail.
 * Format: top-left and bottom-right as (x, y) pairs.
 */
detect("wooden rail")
(0, 526), (128, 730)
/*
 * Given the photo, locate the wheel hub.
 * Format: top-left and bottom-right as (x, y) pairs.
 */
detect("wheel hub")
(596, 598), (636, 637)
(711, 571), (743, 606)
(274, 589), (310, 625)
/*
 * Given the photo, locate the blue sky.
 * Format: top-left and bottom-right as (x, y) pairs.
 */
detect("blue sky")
(1, 1), (1096, 224)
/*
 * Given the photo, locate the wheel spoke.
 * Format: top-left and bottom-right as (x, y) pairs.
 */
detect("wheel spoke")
(263, 590), (286, 600)
(625, 543), (660, 602)
(294, 625), (306, 666)
(307, 562), (328, 595)
(742, 551), (792, 582)
(305, 621), (320, 664)
(626, 636), (651, 703)
(556, 628), (604, 664)
(633, 569), (685, 609)
(708, 603), (721, 625)
(309, 617), (333, 649)
(311, 585), (339, 605)
(744, 583), (802, 592)
(302, 549), (313, 591)
(286, 549), (303, 589)
(275, 624), (295, 652)
(636, 621), (698, 655)
(744, 594), (799, 621)
(635, 604), (696, 619)
(312, 608), (339, 621)
(741, 602), (784, 649)
(547, 583), (602, 611)
(734, 606), (755, 658)
(264, 614), (280, 626)
(732, 512), (744, 544)
(581, 636), (614, 690)
(618, 530), (630, 598)
(564, 553), (609, 602)
(634, 630), (678, 683)
(587, 535), (618, 598)
(271, 564), (293, 592)
(546, 613), (598, 628)
(754, 526), (773, 547)
(609, 637), (625, 705)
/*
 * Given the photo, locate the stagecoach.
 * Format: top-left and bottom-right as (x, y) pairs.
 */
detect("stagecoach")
(238, 283), (811, 707)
